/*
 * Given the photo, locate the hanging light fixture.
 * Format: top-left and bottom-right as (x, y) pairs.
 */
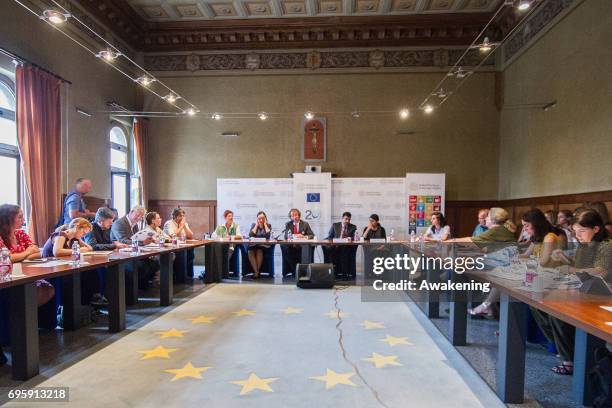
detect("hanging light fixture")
(304, 111), (315, 120)
(399, 108), (410, 119)
(478, 37), (494, 53)
(96, 49), (121, 62)
(135, 76), (156, 87)
(517, 0), (532, 11)
(423, 105), (434, 114)
(184, 108), (198, 116)
(211, 112), (222, 120)
(163, 94), (180, 103)
(351, 111), (361, 118)
(41, 9), (70, 24)
(258, 112), (268, 121)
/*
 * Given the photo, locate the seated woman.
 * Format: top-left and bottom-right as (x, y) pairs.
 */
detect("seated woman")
(146, 211), (170, 242)
(41, 218), (93, 258)
(362, 214), (386, 241)
(0, 204), (55, 365)
(248, 211), (272, 279)
(213, 210), (242, 239)
(423, 212), (451, 242)
(537, 210), (611, 375)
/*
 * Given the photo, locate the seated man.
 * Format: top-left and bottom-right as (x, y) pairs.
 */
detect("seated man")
(324, 212), (358, 280)
(110, 205), (159, 289)
(281, 208), (314, 277)
(83, 207), (128, 305)
(164, 208), (195, 281)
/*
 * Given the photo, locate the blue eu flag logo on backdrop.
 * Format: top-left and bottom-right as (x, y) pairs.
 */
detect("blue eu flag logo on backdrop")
(306, 193), (320, 202)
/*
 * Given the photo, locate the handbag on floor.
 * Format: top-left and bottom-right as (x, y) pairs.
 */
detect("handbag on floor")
(589, 347), (612, 408)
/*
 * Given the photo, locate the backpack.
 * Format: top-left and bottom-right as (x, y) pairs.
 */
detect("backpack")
(589, 347), (612, 408)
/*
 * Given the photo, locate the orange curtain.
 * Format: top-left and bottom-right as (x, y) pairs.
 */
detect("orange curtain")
(133, 118), (149, 208)
(15, 64), (62, 244)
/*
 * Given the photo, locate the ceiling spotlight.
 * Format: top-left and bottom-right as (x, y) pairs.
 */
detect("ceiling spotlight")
(184, 108), (198, 116)
(448, 67), (473, 79)
(351, 111), (361, 118)
(517, 0), (531, 11)
(211, 112), (222, 120)
(96, 50), (121, 62)
(399, 108), (410, 119)
(135, 76), (156, 87)
(163, 94), (180, 103)
(258, 112), (268, 120)
(432, 88), (450, 98)
(478, 37), (493, 53)
(423, 105), (434, 114)
(41, 9), (70, 24)
(304, 111), (315, 120)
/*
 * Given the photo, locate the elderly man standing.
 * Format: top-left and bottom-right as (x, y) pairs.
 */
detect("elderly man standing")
(111, 205), (159, 289)
(61, 178), (96, 225)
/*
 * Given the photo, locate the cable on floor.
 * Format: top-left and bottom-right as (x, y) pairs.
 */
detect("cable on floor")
(332, 285), (389, 408)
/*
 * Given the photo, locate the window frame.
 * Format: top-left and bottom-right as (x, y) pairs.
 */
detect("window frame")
(0, 74), (20, 206)
(109, 123), (129, 173)
(111, 171), (130, 218)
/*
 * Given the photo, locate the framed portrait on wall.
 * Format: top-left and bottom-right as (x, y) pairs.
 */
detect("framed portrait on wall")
(301, 116), (326, 162)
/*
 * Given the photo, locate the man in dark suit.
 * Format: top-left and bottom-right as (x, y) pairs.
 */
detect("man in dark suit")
(281, 208), (314, 276)
(324, 212), (358, 280)
(110, 206), (159, 289)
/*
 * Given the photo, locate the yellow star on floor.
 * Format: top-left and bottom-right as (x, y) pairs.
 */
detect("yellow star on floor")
(379, 335), (413, 347)
(361, 352), (402, 368)
(231, 373), (279, 395)
(360, 320), (385, 330)
(137, 345), (179, 360)
(233, 309), (256, 317)
(325, 310), (348, 318)
(282, 307), (303, 315)
(310, 369), (357, 389)
(189, 315), (217, 324)
(156, 328), (188, 338)
(163, 362), (212, 381)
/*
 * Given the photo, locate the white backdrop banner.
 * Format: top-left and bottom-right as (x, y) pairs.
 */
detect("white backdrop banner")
(405, 173), (446, 236)
(291, 173), (332, 239)
(216, 178), (293, 236)
(331, 178), (407, 239)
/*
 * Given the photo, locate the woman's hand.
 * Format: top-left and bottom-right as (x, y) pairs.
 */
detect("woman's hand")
(551, 249), (571, 264)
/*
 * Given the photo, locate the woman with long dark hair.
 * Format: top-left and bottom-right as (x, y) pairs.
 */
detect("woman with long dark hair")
(0, 204), (56, 366)
(519, 208), (566, 266)
(534, 210), (611, 376)
(423, 212), (451, 241)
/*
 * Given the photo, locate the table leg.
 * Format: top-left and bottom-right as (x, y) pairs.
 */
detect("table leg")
(572, 328), (605, 405)
(61, 272), (88, 330)
(301, 245), (311, 264)
(126, 260), (139, 306)
(449, 272), (467, 346)
(160, 253), (173, 306)
(496, 294), (526, 403)
(9, 283), (39, 380)
(176, 250), (188, 284)
(107, 263), (126, 333)
(424, 266), (440, 318)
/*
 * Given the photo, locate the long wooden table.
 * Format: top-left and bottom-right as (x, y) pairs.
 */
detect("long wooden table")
(1, 240), (209, 381)
(403, 242), (612, 406)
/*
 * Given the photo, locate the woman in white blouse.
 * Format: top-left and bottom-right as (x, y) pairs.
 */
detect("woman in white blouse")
(423, 212), (451, 242)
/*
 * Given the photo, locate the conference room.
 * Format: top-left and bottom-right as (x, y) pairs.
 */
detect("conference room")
(0, 0), (610, 407)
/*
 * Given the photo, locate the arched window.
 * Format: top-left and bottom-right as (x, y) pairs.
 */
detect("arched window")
(0, 77), (19, 205)
(110, 125), (129, 217)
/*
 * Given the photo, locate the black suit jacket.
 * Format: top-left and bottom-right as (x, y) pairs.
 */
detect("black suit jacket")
(326, 222), (357, 240)
(284, 220), (314, 239)
(84, 223), (116, 251)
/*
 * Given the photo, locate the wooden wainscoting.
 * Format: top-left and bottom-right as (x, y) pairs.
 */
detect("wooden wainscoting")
(146, 190), (611, 242)
(147, 200), (217, 238)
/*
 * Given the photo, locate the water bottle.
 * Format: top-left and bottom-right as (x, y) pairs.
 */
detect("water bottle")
(287, 230), (293, 241)
(131, 239), (139, 255)
(389, 229), (395, 241)
(179, 230), (186, 244)
(158, 234), (165, 249)
(71, 241), (81, 266)
(0, 248), (12, 281)
(524, 255), (538, 287)
(419, 233), (425, 251)
(410, 231), (416, 243)
(353, 230), (360, 242)
(172, 235), (178, 247)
